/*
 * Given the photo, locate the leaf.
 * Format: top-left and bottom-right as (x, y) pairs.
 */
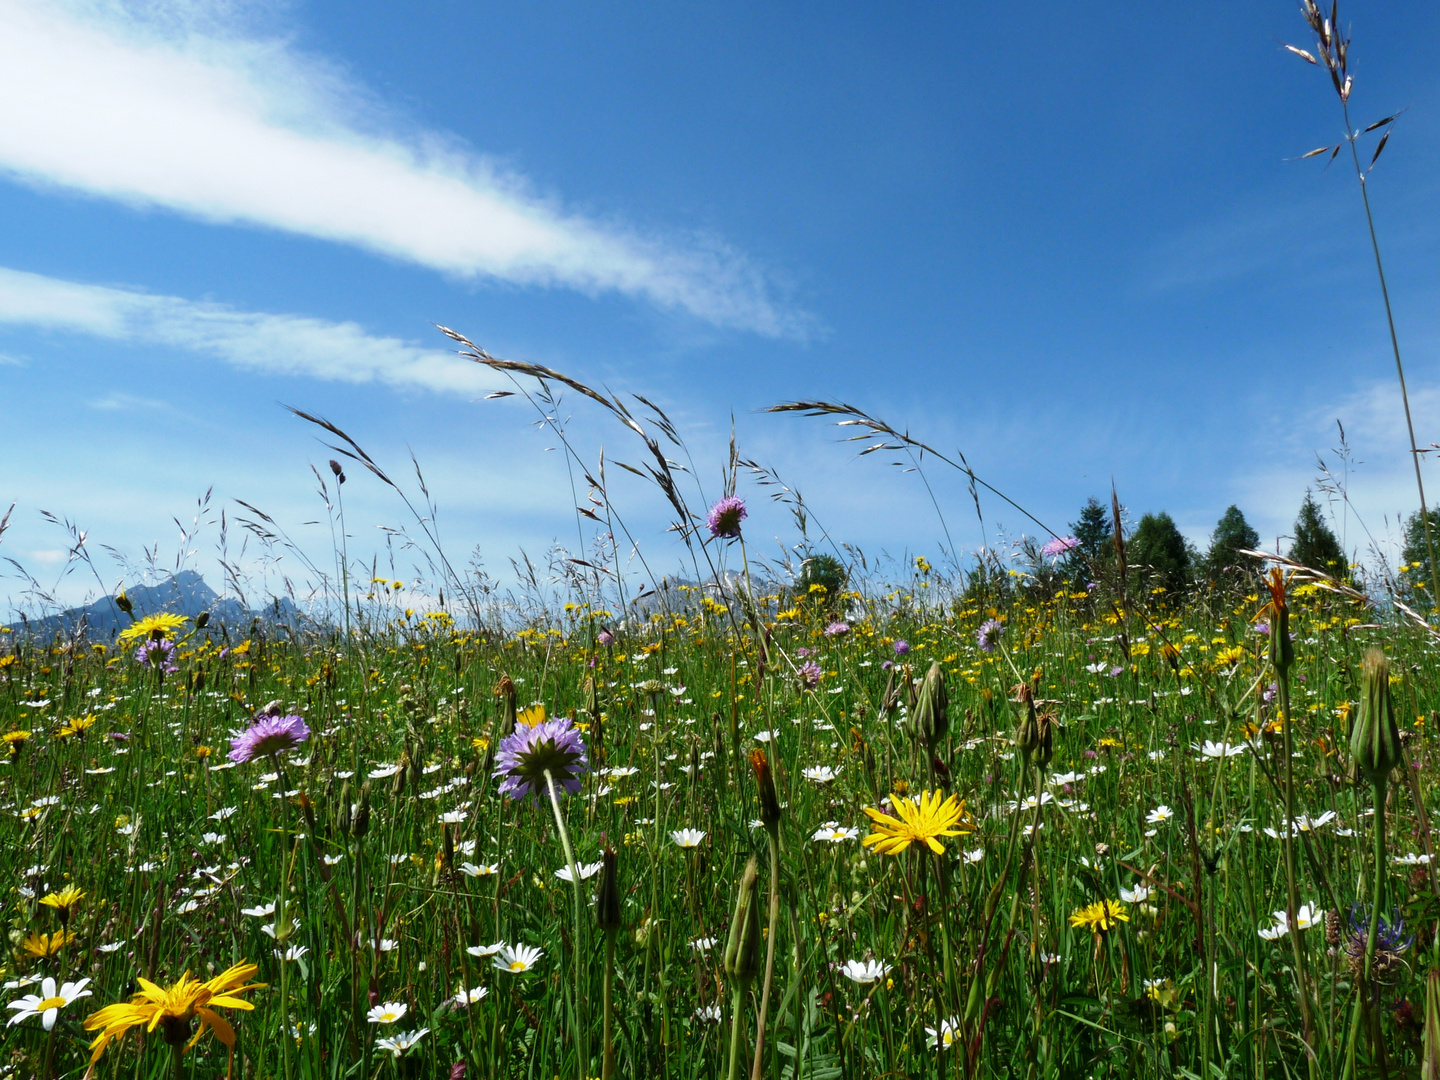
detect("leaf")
(1284, 43), (1319, 64)
(1370, 130), (1391, 169)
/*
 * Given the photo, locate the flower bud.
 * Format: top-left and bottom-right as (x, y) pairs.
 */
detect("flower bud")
(750, 748), (782, 827)
(351, 781), (372, 839)
(596, 848), (622, 931)
(910, 661), (949, 749)
(336, 779), (353, 836)
(1264, 569), (1295, 673)
(115, 592), (133, 615)
(1034, 710), (1056, 768)
(495, 675), (518, 742)
(1351, 647), (1402, 787)
(723, 856), (762, 983)
(1014, 682), (1039, 762)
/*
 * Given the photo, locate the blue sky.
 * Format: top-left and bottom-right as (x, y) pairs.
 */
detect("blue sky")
(2, 0), (1439, 612)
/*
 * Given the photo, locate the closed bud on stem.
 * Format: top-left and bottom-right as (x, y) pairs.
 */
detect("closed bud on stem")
(1264, 568), (1295, 674)
(750, 748), (782, 827)
(596, 848), (622, 931)
(194, 611), (210, 630)
(1352, 646), (1402, 786)
(723, 856), (762, 983)
(1014, 682), (1039, 764)
(1034, 710), (1056, 768)
(115, 592), (133, 615)
(910, 661), (949, 749)
(880, 665), (902, 719)
(336, 779), (352, 836)
(352, 781), (372, 839)
(495, 675), (518, 742)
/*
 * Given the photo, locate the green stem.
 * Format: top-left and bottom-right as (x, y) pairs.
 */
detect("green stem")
(545, 768), (589, 1080)
(728, 982), (749, 1080)
(751, 824), (781, 1080)
(602, 929), (617, 1080)
(1276, 672), (1317, 1062)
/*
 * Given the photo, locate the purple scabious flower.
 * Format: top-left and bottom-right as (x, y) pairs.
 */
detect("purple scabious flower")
(824, 621), (850, 638)
(134, 639), (178, 673)
(977, 618), (1004, 653)
(597, 630), (615, 647)
(797, 660), (822, 691)
(492, 716), (589, 801)
(1041, 536), (1080, 560)
(229, 714), (310, 763)
(794, 646), (812, 659)
(706, 496), (747, 539)
(893, 639), (910, 656)
(1254, 621), (1271, 636)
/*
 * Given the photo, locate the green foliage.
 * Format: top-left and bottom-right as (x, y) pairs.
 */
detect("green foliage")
(1127, 511), (1191, 596)
(1203, 505), (1260, 586)
(794, 553), (847, 607)
(1400, 507), (1440, 604)
(1072, 497), (1113, 564)
(1291, 492), (1348, 579)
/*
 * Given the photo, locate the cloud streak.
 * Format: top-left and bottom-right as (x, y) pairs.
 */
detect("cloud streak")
(0, 1), (806, 337)
(0, 265), (501, 396)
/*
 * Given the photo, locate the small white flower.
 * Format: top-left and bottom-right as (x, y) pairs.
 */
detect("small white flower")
(553, 861), (604, 883)
(240, 903), (276, 918)
(461, 862), (499, 877)
(671, 829), (706, 849)
(812, 824), (860, 844)
(277, 944), (309, 962)
(439, 810), (466, 825)
(368, 764), (403, 780)
(926, 1016), (961, 1050)
(1394, 852), (1433, 866)
(374, 938), (398, 952)
(375, 1028), (429, 1056)
(367, 1001), (408, 1025)
(1196, 740), (1246, 759)
(690, 936), (718, 953)
(453, 985), (489, 1007)
(753, 730), (779, 743)
(963, 848), (984, 865)
(466, 942), (506, 957)
(802, 766), (840, 784)
(6, 976), (91, 1030)
(495, 943), (543, 973)
(1119, 885), (1151, 904)
(694, 1004), (723, 1023)
(840, 959), (891, 984)
(1145, 805), (1173, 825)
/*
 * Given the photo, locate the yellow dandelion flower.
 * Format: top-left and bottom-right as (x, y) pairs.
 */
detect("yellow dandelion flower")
(1068, 899), (1128, 934)
(116, 612), (188, 647)
(38, 884), (85, 914)
(83, 962), (265, 1065)
(862, 790), (974, 856)
(22, 929), (76, 957)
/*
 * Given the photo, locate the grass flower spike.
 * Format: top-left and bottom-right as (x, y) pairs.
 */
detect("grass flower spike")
(862, 790), (973, 855)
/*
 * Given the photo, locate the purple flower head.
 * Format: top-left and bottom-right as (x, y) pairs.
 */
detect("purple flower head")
(893, 639), (910, 656)
(229, 714), (310, 763)
(881, 659), (894, 670)
(977, 618), (1004, 653)
(597, 629), (615, 647)
(1262, 682), (1277, 705)
(706, 496), (747, 540)
(824, 621), (850, 638)
(1041, 536), (1081, 560)
(492, 716), (589, 801)
(134, 639), (178, 673)
(794, 646), (812, 659)
(1109, 665), (1125, 677)
(797, 660), (822, 691)
(1254, 621), (1271, 636)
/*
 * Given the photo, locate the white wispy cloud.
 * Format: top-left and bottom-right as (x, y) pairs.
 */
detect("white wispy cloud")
(0, 0), (806, 337)
(0, 264), (500, 395)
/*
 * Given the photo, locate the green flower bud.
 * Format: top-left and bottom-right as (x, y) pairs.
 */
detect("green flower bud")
(1034, 711), (1056, 769)
(596, 848), (622, 932)
(1351, 647), (1402, 786)
(723, 856), (762, 983)
(351, 780), (372, 839)
(1014, 683), (1039, 763)
(910, 661), (949, 749)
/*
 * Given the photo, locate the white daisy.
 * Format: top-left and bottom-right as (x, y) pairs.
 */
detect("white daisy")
(6, 977), (91, 1030)
(367, 1001), (408, 1025)
(671, 829), (706, 849)
(839, 959), (891, 984)
(495, 943), (543, 973)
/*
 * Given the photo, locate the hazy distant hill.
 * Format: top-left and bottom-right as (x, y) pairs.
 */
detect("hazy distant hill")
(16, 570), (303, 641)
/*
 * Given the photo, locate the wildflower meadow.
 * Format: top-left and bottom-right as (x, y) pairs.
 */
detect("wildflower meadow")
(6, 4), (1440, 1079)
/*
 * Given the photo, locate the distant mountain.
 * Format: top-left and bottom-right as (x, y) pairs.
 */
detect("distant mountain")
(16, 570), (304, 642)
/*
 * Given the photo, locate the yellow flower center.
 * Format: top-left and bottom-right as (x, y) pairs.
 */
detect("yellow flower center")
(509, 961), (526, 971)
(35, 995), (66, 1011)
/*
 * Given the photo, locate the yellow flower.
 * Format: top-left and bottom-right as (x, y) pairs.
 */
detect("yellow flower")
(517, 705), (545, 728)
(22, 929), (76, 957)
(862, 790), (974, 856)
(1068, 900), (1128, 934)
(56, 713), (97, 739)
(84, 962), (264, 1064)
(38, 884), (85, 916)
(116, 612), (188, 647)
(1213, 645), (1245, 668)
